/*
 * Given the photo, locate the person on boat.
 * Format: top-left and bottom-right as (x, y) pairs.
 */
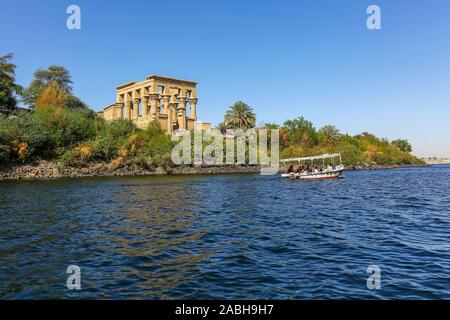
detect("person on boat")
(327, 164), (333, 172)
(313, 166), (319, 174)
(296, 166), (303, 173)
(287, 165), (294, 173)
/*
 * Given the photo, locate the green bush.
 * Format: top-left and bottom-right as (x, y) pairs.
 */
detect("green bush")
(86, 121), (132, 162)
(0, 113), (52, 162)
(0, 142), (9, 164)
(278, 117), (424, 166)
(58, 118), (175, 168)
(34, 106), (99, 152)
(121, 121), (174, 168)
(0, 107), (424, 169)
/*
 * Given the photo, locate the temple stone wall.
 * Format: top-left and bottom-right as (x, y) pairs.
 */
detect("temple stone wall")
(98, 75), (211, 132)
(101, 104), (118, 121)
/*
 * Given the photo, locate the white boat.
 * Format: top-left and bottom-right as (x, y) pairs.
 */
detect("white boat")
(281, 153), (345, 180)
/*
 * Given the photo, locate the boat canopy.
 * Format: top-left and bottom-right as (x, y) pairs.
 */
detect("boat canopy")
(280, 153), (342, 163)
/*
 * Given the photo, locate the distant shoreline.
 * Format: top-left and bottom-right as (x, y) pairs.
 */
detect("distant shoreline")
(0, 161), (432, 182)
(422, 158), (450, 165)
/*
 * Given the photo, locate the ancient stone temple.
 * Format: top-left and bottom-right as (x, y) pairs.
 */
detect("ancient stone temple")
(98, 75), (211, 132)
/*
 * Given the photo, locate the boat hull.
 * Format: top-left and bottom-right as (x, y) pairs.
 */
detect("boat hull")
(281, 169), (344, 180)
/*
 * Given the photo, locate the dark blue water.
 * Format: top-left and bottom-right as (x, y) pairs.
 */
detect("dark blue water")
(0, 165), (449, 299)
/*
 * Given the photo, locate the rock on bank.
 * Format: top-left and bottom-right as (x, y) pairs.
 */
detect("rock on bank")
(0, 161), (261, 181)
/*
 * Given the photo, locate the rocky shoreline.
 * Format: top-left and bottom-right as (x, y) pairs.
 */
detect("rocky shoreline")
(0, 161), (430, 181)
(345, 163), (430, 171)
(0, 161), (262, 181)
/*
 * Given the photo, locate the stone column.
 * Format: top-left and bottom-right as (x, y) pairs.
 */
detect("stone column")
(161, 94), (170, 114)
(125, 101), (132, 120)
(188, 97), (198, 121)
(156, 97), (160, 116)
(141, 96), (149, 118)
(161, 94), (171, 133)
(169, 94), (178, 129)
(149, 93), (159, 120)
(132, 98), (140, 120)
(177, 95), (187, 130)
(115, 103), (124, 120)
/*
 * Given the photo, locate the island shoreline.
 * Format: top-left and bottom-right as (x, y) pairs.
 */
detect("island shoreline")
(0, 161), (432, 182)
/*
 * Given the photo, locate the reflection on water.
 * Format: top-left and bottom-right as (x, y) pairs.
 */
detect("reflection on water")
(0, 166), (450, 299)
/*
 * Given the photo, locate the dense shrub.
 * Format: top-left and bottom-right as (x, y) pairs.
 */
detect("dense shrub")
(35, 81), (68, 109)
(0, 107), (424, 168)
(112, 121), (174, 168)
(0, 113), (51, 163)
(0, 128), (10, 163)
(278, 118), (424, 166)
(59, 119), (174, 168)
(34, 105), (99, 153)
(89, 120), (137, 162)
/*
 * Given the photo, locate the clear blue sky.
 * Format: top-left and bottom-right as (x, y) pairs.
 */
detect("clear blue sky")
(1, 0), (450, 157)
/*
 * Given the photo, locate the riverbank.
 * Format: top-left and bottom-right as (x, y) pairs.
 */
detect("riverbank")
(0, 161), (262, 181)
(0, 160), (431, 181)
(345, 163), (430, 171)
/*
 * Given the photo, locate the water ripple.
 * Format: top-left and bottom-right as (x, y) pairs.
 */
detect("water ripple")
(0, 166), (449, 299)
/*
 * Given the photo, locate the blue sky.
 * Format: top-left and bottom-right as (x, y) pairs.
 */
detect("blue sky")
(1, 0), (450, 157)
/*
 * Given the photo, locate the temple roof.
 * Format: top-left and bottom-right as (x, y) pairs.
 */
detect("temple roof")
(146, 75), (197, 85)
(116, 81), (136, 90)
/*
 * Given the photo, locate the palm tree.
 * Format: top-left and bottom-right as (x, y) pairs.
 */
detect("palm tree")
(0, 53), (16, 80)
(0, 53), (22, 110)
(319, 125), (342, 146)
(261, 122), (279, 129)
(216, 121), (227, 130)
(224, 101), (256, 131)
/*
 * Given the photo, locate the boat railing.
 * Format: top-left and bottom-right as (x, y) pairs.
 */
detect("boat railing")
(280, 153), (344, 174)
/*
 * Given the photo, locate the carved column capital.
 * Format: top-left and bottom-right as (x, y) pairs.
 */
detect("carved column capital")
(149, 93), (159, 119)
(177, 96), (187, 130)
(132, 98), (140, 105)
(188, 98), (197, 121)
(169, 94), (178, 105)
(161, 94), (170, 103)
(149, 93), (160, 100)
(169, 94), (178, 126)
